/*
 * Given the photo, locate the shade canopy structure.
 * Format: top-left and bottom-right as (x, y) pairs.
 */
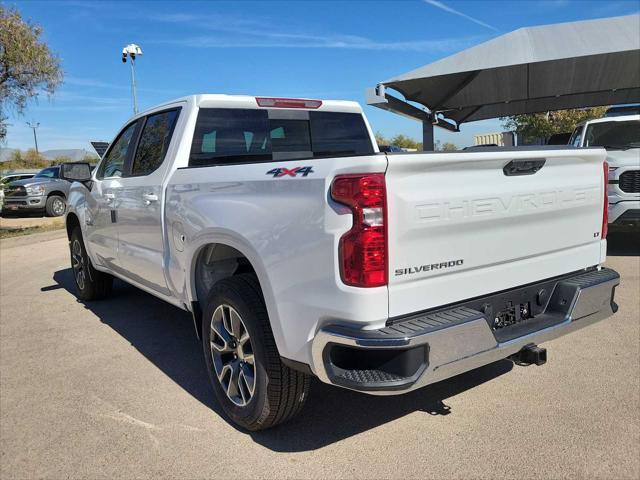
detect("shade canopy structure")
(367, 14), (640, 148)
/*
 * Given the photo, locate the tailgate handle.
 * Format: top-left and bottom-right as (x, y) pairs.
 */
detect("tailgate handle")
(503, 159), (545, 176)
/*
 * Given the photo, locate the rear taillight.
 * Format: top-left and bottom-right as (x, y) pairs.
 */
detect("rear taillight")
(331, 173), (387, 287)
(602, 161), (609, 239)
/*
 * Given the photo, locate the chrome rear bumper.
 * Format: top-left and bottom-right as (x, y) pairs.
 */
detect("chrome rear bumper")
(311, 268), (620, 395)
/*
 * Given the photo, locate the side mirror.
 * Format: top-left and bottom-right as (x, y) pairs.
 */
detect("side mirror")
(61, 162), (92, 182)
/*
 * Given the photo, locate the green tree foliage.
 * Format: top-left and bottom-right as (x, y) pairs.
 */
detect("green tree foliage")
(439, 142), (458, 151)
(2, 149), (99, 171)
(390, 134), (421, 150)
(2, 148), (48, 170)
(501, 107), (607, 142)
(0, 6), (63, 141)
(374, 131), (423, 150)
(374, 131), (387, 146)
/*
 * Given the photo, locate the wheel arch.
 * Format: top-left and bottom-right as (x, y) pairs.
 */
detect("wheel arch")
(187, 239), (279, 345)
(66, 211), (80, 240)
(47, 190), (66, 199)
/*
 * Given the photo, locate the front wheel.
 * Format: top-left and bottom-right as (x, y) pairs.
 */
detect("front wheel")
(69, 227), (113, 300)
(45, 195), (66, 217)
(202, 274), (310, 430)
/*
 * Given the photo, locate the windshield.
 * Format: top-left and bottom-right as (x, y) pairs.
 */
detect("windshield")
(584, 120), (640, 150)
(35, 167), (59, 179)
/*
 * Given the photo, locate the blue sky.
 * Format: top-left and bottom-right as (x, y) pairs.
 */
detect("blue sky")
(4, 0), (639, 151)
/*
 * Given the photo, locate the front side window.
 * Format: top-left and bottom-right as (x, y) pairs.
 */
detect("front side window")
(35, 167), (59, 179)
(131, 109), (180, 176)
(189, 108), (374, 166)
(98, 121), (138, 179)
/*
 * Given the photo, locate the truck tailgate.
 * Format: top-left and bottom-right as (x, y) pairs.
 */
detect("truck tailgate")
(386, 148), (607, 318)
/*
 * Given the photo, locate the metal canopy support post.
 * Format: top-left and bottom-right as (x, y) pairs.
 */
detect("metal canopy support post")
(367, 84), (458, 151)
(367, 85), (430, 122)
(422, 121), (435, 151)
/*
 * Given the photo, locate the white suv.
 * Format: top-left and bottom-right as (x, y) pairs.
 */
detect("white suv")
(570, 114), (640, 232)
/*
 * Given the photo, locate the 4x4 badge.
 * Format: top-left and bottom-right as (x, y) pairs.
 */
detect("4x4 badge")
(266, 167), (314, 178)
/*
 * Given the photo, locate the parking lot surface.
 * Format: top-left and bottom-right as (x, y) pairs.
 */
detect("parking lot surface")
(1, 234), (638, 479)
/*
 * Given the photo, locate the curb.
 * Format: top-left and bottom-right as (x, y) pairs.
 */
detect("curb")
(0, 229), (67, 250)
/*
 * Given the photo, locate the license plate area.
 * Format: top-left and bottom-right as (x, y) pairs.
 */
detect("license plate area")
(447, 270), (589, 341)
(387, 268), (601, 343)
(492, 300), (533, 330)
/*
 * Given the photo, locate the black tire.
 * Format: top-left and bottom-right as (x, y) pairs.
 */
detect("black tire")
(45, 195), (66, 217)
(202, 273), (310, 431)
(69, 227), (113, 300)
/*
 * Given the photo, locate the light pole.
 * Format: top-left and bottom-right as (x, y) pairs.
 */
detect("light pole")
(26, 121), (40, 153)
(121, 43), (143, 114)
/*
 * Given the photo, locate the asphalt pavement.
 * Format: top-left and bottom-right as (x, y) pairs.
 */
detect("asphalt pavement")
(1, 233), (638, 479)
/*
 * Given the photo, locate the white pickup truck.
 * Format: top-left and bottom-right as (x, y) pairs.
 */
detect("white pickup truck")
(569, 114), (640, 231)
(65, 95), (620, 430)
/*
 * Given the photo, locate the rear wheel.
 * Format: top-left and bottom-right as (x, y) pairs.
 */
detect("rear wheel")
(69, 227), (113, 300)
(202, 274), (310, 430)
(46, 195), (66, 217)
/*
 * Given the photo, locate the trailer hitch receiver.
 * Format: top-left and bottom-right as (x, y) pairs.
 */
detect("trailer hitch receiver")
(511, 344), (547, 366)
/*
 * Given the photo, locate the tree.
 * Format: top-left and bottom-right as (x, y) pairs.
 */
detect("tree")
(439, 142), (458, 151)
(374, 131), (388, 146)
(390, 134), (421, 150)
(501, 107), (607, 142)
(1, 148), (49, 170)
(0, 6), (63, 141)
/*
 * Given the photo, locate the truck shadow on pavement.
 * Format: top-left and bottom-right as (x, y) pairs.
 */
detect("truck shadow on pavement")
(48, 268), (514, 452)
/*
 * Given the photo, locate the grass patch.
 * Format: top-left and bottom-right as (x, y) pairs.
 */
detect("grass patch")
(0, 221), (64, 239)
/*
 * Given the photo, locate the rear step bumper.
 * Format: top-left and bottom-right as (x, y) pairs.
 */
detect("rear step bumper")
(311, 268), (620, 395)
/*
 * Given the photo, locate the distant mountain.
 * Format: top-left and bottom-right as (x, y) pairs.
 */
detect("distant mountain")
(0, 148), (98, 162)
(0, 148), (18, 162)
(41, 149), (98, 161)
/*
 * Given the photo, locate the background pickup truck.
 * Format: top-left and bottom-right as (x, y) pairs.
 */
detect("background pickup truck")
(65, 94), (619, 431)
(1, 165), (73, 217)
(569, 113), (640, 231)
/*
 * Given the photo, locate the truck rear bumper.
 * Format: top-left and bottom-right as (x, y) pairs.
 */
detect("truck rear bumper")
(311, 268), (620, 395)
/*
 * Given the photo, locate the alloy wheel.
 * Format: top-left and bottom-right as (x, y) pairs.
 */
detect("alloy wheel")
(209, 304), (256, 407)
(71, 239), (86, 290)
(52, 198), (65, 216)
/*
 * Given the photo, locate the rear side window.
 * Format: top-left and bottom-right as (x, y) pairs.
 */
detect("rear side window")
(310, 111), (373, 158)
(131, 109), (180, 176)
(189, 108), (373, 166)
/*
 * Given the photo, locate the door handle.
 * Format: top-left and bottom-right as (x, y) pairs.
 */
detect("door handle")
(104, 192), (115, 203)
(142, 193), (158, 205)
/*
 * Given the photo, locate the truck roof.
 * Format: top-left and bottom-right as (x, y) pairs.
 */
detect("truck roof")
(577, 114), (640, 127)
(135, 94), (364, 119)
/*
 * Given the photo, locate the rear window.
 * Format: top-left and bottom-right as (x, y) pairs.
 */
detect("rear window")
(189, 108), (373, 166)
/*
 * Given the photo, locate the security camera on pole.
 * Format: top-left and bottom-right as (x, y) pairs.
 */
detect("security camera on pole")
(121, 44), (143, 114)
